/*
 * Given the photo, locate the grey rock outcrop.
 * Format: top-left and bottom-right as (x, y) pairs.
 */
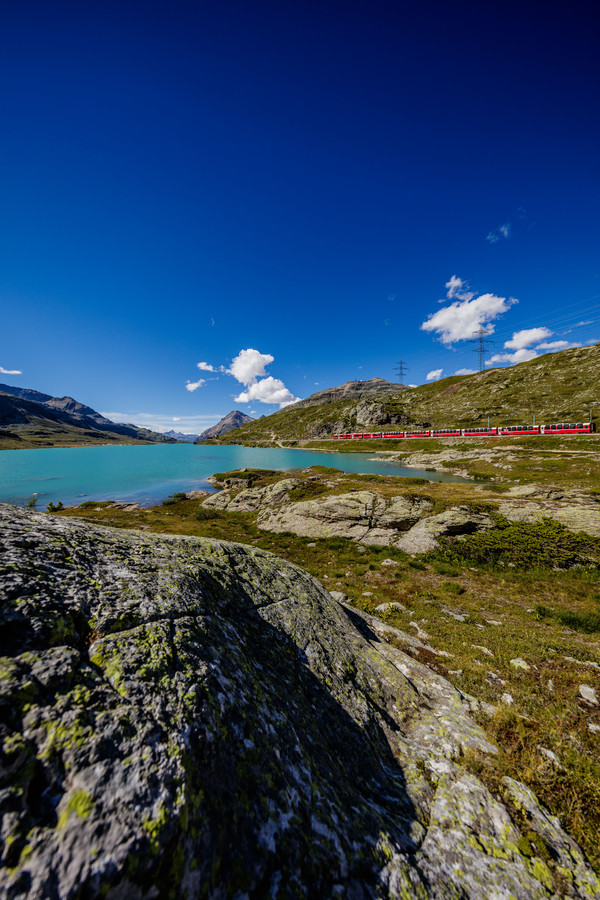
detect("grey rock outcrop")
(395, 506), (496, 554)
(256, 491), (432, 545)
(2, 504), (598, 898)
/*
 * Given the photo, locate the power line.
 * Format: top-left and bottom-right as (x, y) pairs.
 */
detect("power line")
(469, 327), (495, 372)
(393, 359), (409, 385)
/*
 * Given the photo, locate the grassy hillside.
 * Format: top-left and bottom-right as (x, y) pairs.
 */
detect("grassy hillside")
(211, 343), (600, 446)
(0, 421), (165, 450)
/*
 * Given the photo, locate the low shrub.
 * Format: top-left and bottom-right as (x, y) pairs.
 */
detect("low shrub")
(163, 492), (187, 505)
(535, 604), (600, 634)
(195, 507), (219, 521)
(433, 518), (600, 570)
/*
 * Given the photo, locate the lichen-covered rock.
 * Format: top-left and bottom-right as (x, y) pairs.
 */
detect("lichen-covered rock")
(395, 506), (495, 554)
(202, 478), (299, 512)
(257, 491), (431, 545)
(1, 504), (598, 899)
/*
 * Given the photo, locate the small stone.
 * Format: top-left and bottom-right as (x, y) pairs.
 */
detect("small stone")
(579, 685), (599, 706)
(472, 645), (494, 657)
(588, 722), (600, 734)
(500, 692), (514, 705)
(547, 679), (554, 692)
(380, 558), (400, 567)
(329, 591), (348, 604)
(408, 621), (430, 640)
(306, 542), (316, 547)
(486, 619), (503, 626)
(362, 591), (373, 597)
(538, 746), (563, 768)
(510, 658), (530, 671)
(442, 608), (468, 622)
(375, 602), (406, 613)
(356, 546), (367, 554)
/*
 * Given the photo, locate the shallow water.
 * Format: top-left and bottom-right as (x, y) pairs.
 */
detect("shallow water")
(0, 443), (469, 508)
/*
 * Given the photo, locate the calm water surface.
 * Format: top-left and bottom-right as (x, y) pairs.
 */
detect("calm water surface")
(0, 443), (469, 508)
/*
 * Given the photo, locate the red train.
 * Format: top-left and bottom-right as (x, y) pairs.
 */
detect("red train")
(332, 421), (594, 440)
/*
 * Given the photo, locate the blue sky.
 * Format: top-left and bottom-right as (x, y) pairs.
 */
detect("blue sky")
(1, 0), (599, 433)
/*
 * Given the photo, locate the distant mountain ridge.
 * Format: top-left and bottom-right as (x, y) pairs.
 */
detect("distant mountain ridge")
(195, 410), (254, 442)
(0, 383), (176, 449)
(162, 430), (199, 443)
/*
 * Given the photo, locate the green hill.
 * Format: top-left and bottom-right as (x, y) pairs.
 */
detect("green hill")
(210, 344), (600, 446)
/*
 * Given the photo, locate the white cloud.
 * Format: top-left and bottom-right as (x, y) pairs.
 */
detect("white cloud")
(536, 340), (579, 351)
(487, 223), (511, 244)
(504, 327), (553, 350)
(0, 366), (22, 375)
(422, 285), (517, 344)
(444, 275), (474, 301)
(197, 361), (217, 372)
(235, 376), (300, 408)
(426, 369), (443, 381)
(172, 417), (181, 421)
(185, 379), (206, 392)
(455, 368), (477, 376)
(486, 348), (538, 365)
(228, 348), (274, 385)
(576, 320), (593, 327)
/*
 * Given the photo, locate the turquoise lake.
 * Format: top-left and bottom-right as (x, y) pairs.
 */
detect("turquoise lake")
(0, 443), (469, 508)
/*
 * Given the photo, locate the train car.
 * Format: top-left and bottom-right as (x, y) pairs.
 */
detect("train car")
(462, 427), (498, 436)
(404, 429), (431, 438)
(360, 432), (383, 439)
(499, 425), (540, 436)
(431, 428), (461, 437)
(540, 422), (593, 434)
(382, 431), (405, 438)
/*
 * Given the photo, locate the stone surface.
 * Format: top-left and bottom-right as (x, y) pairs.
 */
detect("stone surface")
(1, 503), (599, 898)
(395, 506), (495, 554)
(510, 657), (531, 671)
(256, 489), (437, 546)
(579, 685), (599, 705)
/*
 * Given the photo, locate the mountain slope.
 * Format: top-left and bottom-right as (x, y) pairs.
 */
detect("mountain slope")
(0, 384), (176, 449)
(214, 344), (600, 445)
(196, 409), (254, 442)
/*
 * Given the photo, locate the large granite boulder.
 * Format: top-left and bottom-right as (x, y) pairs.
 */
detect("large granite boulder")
(256, 491), (432, 545)
(1, 504), (598, 898)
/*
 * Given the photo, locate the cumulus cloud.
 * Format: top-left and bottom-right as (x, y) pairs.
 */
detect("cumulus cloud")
(235, 376), (299, 408)
(486, 348), (538, 365)
(536, 340), (578, 351)
(455, 368), (477, 376)
(197, 361), (217, 372)
(487, 223), (511, 244)
(227, 349), (274, 385)
(185, 379), (206, 392)
(225, 348), (301, 408)
(426, 369), (443, 381)
(445, 276), (474, 301)
(422, 283), (517, 344)
(504, 327), (553, 350)
(0, 366), (22, 375)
